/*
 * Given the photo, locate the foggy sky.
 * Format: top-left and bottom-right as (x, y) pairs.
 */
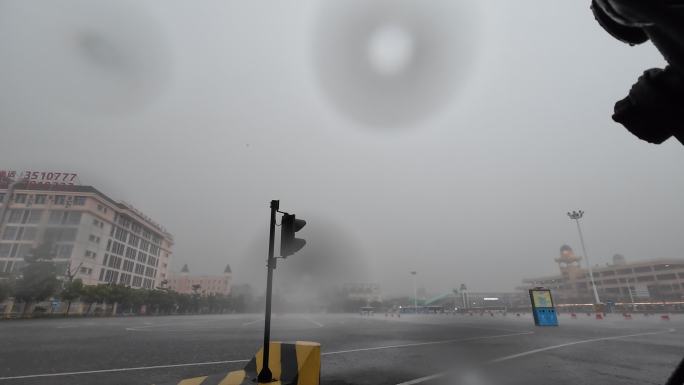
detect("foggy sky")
(1, 0), (683, 297)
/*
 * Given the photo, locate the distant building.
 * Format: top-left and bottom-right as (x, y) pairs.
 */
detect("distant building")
(424, 290), (528, 311)
(0, 177), (173, 289)
(167, 264), (232, 296)
(520, 245), (684, 303)
(342, 282), (382, 303)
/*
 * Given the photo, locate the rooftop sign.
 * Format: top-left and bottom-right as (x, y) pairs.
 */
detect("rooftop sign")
(1, 170), (81, 186)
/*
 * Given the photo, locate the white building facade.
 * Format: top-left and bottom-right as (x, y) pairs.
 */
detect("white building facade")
(0, 182), (173, 289)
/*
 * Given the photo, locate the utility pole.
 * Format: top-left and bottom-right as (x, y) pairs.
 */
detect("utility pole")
(410, 271), (417, 313)
(257, 200), (278, 383)
(257, 200), (306, 383)
(567, 210), (601, 304)
(460, 283), (468, 310)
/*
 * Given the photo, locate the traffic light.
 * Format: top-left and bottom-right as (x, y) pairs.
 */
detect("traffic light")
(280, 213), (306, 257)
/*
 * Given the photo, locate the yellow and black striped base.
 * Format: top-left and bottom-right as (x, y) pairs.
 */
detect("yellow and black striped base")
(157, 341), (320, 385)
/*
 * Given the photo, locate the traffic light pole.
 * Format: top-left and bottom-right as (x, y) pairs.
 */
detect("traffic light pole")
(257, 200), (278, 383)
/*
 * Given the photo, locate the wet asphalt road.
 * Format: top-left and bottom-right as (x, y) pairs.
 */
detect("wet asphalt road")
(0, 312), (682, 385)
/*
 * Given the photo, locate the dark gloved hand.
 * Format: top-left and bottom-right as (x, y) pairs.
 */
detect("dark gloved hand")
(591, 0), (684, 145)
(613, 67), (684, 144)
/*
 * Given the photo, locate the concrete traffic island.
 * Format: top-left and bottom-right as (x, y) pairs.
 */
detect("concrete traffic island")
(156, 341), (320, 385)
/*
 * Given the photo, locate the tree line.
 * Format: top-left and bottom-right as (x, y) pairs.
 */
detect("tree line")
(0, 242), (248, 317)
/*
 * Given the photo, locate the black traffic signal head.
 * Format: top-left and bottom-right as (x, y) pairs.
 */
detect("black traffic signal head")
(280, 213), (306, 257)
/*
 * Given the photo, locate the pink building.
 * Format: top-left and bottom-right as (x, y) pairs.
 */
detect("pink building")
(168, 264), (232, 296)
(0, 179), (173, 289)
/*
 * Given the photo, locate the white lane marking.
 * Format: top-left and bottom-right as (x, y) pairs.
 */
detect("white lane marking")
(125, 323), (178, 331)
(0, 331), (531, 381)
(489, 328), (675, 363)
(322, 331), (533, 356)
(0, 359), (250, 381)
(397, 373), (443, 385)
(395, 328), (676, 385)
(241, 318), (263, 326)
(304, 317), (324, 328)
(126, 318), (224, 331)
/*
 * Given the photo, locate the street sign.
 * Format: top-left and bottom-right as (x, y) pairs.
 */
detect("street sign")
(529, 288), (558, 326)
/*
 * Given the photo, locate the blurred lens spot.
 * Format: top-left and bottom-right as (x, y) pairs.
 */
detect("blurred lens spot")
(313, 0), (481, 129)
(0, 0), (171, 116)
(367, 24), (415, 76)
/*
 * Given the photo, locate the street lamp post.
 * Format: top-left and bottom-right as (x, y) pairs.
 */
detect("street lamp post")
(567, 210), (601, 304)
(410, 271), (417, 313)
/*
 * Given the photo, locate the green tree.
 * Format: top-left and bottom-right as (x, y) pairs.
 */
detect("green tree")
(147, 289), (174, 314)
(174, 292), (192, 314)
(14, 242), (60, 314)
(0, 279), (13, 303)
(60, 279), (84, 317)
(81, 285), (99, 315)
(191, 284), (202, 313)
(124, 288), (147, 314)
(107, 284), (132, 316)
(81, 284), (110, 315)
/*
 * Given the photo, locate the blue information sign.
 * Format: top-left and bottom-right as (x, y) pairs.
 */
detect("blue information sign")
(529, 288), (558, 326)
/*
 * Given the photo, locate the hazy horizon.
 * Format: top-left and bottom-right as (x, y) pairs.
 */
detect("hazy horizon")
(2, 0), (683, 298)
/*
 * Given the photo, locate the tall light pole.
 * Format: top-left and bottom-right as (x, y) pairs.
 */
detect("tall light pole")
(410, 271), (417, 313)
(567, 210), (601, 304)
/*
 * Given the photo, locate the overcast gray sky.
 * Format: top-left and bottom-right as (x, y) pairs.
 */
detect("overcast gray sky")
(1, 0), (683, 297)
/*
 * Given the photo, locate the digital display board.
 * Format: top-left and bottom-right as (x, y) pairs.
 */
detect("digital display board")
(531, 290), (553, 308)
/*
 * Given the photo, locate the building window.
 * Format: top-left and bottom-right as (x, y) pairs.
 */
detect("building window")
(111, 241), (125, 256)
(0, 193), (4, 203)
(22, 227), (37, 241)
(114, 227), (128, 243)
(57, 244), (74, 258)
(123, 260), (134, 272)
(8, 209), (23, 223)
(2, 226), (18, 240)
(637, 275), (655, 282)
(88, 234), (100, 243)
(0, 244), (11, 258)
(13, 194), (27, 204)
(125, 247), (137, 260)
(132, 276), (143, 287)
(54, 195), (66, 205)
(135, 263), (145, 275)
(34, 194), (47, 204)
(27, 209), (43, 224)
(634, 266), (652, 273)
(65, 212), (82, 225)
(120, 273), (131, 285)
(128, 234), (140, 248)
(657, 273), (677, 281)
(73, 196), (86, 206)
